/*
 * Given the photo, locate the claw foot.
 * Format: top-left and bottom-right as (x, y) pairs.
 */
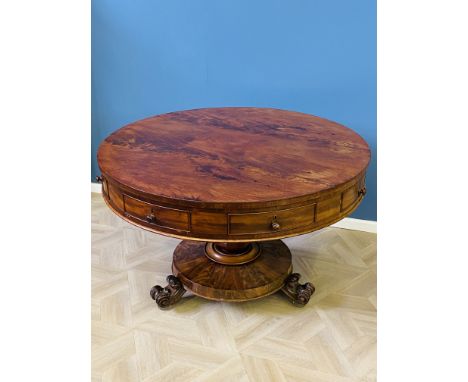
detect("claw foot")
(281, 273), (315, 307)
(150, 275), (186, 309)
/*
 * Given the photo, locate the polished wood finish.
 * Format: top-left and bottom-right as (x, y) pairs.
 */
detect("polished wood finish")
(98, 108), (369, 243)
(98, 108), (369, 205)
(150, 275), (186, 309)
(124, 194), (190, 232)
(281, 273), (316, 306)
(172, 240), (292, 302)
(101, 179), (365, 241)
(228, 204), (315, 236)
(97, 107), (370, 307)
(205, 242), (261, 265)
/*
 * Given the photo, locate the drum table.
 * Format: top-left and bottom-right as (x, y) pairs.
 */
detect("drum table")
(97, 108), (370, 308)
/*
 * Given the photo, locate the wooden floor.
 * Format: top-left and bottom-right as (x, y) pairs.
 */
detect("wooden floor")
(92, 193), (377, 382)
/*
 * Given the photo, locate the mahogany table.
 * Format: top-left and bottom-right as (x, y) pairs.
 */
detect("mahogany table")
(97, 107), (370, 308)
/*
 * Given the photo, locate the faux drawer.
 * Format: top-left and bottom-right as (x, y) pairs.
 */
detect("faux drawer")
(341, 185), (358, 211)
(228, 204), (315, 235)
(123, 195), (190, 232)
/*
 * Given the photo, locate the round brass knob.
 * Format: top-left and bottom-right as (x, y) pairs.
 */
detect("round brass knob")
(146, 214), (156, 223)
(271, 221), (281, 231)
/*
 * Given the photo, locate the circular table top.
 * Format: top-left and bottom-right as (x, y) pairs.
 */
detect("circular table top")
(97, 107), (370, 207)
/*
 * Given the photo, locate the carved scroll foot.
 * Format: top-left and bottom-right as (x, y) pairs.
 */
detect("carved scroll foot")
(150, 275), (186, 309)
(281, 273), (315, 307)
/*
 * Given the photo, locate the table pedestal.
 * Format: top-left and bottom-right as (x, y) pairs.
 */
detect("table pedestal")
(150, 240), (315, 309)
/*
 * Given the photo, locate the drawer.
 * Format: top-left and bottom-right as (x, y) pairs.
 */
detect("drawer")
(341, 185), (358, 211)
(191, 210), (227, 235)
(123, 195), (190, 232)
(316, 195), (341, 223)
(228, 204), (315, 235)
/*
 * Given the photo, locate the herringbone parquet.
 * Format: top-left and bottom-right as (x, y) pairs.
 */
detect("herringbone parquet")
(92, 193), (377, 382)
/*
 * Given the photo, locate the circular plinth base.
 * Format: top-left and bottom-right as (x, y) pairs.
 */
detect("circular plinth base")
(172, 240), (292, 302)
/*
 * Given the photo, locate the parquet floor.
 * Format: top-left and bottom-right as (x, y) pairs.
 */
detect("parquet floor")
(92, 193), (377, 382)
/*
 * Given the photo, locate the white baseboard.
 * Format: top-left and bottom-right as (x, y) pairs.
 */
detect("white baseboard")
(331, 217), (377, 233)
(91, 182), (102, 194)
(91, 183), (376, 233)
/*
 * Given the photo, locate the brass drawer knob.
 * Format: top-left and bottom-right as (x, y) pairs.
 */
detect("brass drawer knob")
(146, 213), (156, 223)
(271, 220), (281, 231)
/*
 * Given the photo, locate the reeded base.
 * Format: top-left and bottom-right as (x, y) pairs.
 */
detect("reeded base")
(150, 240), (315, 308)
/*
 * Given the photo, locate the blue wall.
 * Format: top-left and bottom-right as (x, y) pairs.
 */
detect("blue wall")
(92, 0), (376, 220)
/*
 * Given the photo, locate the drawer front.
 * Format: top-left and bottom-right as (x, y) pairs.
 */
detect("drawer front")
(124, 195), (190, 232)
(191, 210), (227, 235)
(228, 204), (315, 235)
(316, 194), (341, 223)
(341, 185), (358, 211)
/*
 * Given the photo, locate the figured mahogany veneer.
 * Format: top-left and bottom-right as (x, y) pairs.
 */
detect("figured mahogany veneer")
(172, 240), (292, 302)
(98, 107), (369, 242)
(97, 107), (370, 307)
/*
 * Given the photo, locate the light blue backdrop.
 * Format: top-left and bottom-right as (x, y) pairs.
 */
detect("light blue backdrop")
(92, 0), (376, 220)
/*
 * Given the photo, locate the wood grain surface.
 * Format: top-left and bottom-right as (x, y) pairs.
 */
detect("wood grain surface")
(98, 107), (370, 206)
(97, 108), (370, 241)
(172, 240), (292, 302)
